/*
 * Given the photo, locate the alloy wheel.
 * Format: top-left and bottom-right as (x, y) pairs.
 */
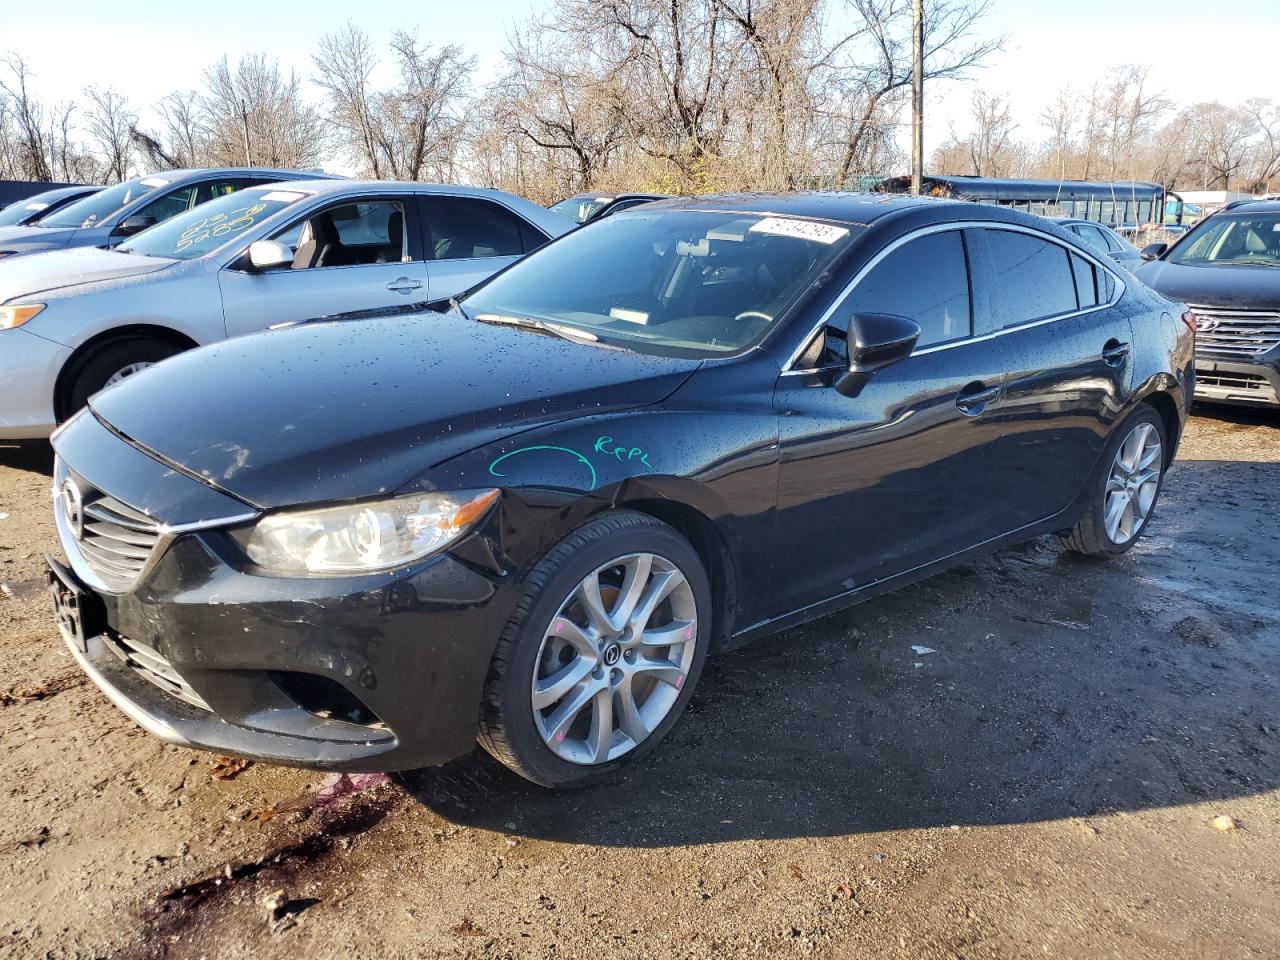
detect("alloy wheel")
(1104, 421), (1162, 545)
(531, 552), (698, 765)
(104, 362), (155, 387)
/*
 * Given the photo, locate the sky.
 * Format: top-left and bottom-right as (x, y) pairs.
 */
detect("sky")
(4, 0), (1278, 173)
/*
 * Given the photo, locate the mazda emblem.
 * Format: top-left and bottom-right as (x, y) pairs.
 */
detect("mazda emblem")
(1195, 317), (1220, 333)
(60, 479), (84, 540)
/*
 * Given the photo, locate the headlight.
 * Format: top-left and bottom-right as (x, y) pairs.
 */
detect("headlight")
(0, 303), (45, 329)
(233, 489), (500, 575)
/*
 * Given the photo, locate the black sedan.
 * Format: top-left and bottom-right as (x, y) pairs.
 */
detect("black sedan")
(48, 194), (1194, 788)
(0, 185), (101, 229)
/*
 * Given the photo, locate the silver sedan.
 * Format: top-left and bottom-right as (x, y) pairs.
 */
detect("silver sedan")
(0, 180), (571, 439)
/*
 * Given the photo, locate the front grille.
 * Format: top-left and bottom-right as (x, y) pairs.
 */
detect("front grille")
(101, 631), (210, 711)
(71, 479), (163, 590)
(1190, 305), (1280, 358)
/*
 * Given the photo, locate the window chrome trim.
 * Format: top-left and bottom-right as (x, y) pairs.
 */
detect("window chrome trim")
(782, 219), (1127, 374)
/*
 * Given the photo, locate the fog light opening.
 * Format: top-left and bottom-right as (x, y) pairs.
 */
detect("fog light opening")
(269, 671), (385, 728)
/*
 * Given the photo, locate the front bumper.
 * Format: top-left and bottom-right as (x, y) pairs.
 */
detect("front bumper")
(0, 327), (71, 438)
(50, 414), (519, 772)
(1194, 353), (1280, 408)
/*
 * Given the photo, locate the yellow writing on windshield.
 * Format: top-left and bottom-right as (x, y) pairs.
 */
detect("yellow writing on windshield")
(175, 203), (268, 252)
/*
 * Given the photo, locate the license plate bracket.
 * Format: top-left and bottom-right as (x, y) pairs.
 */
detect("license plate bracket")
(46, 556), (105, 654)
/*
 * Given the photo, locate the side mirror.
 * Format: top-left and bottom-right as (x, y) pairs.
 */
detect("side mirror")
(836, 312), (920, 398)
(246, 239), (293, 272)
(117, 214), (156, 236)
(1140, 242), (1167, 261)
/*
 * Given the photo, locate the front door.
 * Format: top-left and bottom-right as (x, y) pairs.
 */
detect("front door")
(219, 195), (429, 339)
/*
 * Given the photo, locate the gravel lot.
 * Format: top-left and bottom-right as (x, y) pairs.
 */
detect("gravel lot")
(0, 408), (1277, 960)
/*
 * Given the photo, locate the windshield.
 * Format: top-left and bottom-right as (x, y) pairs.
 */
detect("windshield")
(549, 195), (613, 224)
(38, 177), (167, 229)
(0, 197), (52, 226)
(1167, 213), (1280, 266)
(462, 209), (860, 358)
(119, 188), (311, 260)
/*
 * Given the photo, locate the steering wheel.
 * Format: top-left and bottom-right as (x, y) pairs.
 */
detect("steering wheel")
(734, 310), (773, 323)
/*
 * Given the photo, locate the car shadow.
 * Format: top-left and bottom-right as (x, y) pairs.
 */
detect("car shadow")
(1191, 402), (1280, 429)
(398, 458), (1280, 847)
(0, 439), (54, 478)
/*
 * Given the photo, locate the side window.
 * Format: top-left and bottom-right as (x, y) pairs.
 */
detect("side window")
(1070, 253), (1098, 308)
(423, 196), (547, 260)
(840, 230), (971, 350)
(979, 229), (1078, 333)
(195, 178), (257, 204)
(271, 200), (407, 270)
(1074, 224), (1112, 257)
(132, 186), (197, 225)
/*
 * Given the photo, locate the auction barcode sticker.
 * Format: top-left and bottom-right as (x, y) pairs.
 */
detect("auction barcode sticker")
(749, 217), (849, 244)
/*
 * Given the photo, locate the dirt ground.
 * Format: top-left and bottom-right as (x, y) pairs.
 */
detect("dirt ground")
(0, 407), (1277, 960)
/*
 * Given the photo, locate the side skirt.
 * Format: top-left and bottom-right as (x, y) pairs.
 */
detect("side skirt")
(724, 504), (1084, 651)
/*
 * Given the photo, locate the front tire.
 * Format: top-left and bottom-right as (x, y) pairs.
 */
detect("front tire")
(64, 337), (183, 418)
(1057, 404), (1168, 557)
(478, 511), (711, 789)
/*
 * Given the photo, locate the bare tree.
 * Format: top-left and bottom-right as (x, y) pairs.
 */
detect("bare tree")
(313, 24), (475, 180)
(84, 87), (136, 182)
(1039, 86), (1077, 181)
(0, 53), (53, 180)
(829, 0), (1003, 186)
(202, 54), (327, 168)
(313, 23), (387, 177)
(153, 90), (206, 167)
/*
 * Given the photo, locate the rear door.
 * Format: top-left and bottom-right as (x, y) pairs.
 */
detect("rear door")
(967, 226), (1132, 526)
(420, 195), (551, 298)
(218, 193), (428, 339)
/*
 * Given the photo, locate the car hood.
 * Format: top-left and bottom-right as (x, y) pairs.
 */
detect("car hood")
(0, 245), (171, 302)
(1136, 259), (1280, 308)
(89, 310), (702, 509)
(0, 224), (77, 254)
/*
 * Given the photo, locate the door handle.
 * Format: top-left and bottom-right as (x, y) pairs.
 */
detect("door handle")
(955, 382), (1000, 416)
(1101, 340), (1131, 366)
(387, 277), (423, 294)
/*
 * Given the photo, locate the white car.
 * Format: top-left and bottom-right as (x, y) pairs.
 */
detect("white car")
(0, 180), (571, 438)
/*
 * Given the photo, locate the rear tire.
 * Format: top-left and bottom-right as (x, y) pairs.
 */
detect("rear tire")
(64, 337), (183, 417)
(478, 510), (711, 789)
(1057, 404), (1168, 558)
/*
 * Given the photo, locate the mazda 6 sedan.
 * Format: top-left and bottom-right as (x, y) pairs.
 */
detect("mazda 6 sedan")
(48, 193), (1195, 788)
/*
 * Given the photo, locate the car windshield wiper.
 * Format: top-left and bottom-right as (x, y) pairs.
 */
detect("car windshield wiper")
(448, 295), (470, 320)
(475, 312), (601, 345)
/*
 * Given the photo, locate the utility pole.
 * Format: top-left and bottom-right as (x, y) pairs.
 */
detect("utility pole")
(910, 0), (924, 195)
(239, 99), (252, 166)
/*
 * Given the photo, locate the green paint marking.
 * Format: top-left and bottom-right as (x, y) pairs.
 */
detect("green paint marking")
(489, 445), (599, 490)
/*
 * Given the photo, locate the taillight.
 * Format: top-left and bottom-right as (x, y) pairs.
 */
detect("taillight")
(1181, 310), (1197, 336)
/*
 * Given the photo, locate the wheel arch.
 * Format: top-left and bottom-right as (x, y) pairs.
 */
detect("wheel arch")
(610, 493), (740, 654)
(1130, 373), (1184, 467)
(53, 323), (200, 422)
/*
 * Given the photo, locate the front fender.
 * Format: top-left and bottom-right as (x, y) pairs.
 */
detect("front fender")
(408, 404), (781, 630)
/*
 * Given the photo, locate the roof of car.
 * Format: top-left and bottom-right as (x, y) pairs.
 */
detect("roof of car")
(1214, 199), (1280, 214)
(134, 168), (342, 183)
(636, 191), (963, 226)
